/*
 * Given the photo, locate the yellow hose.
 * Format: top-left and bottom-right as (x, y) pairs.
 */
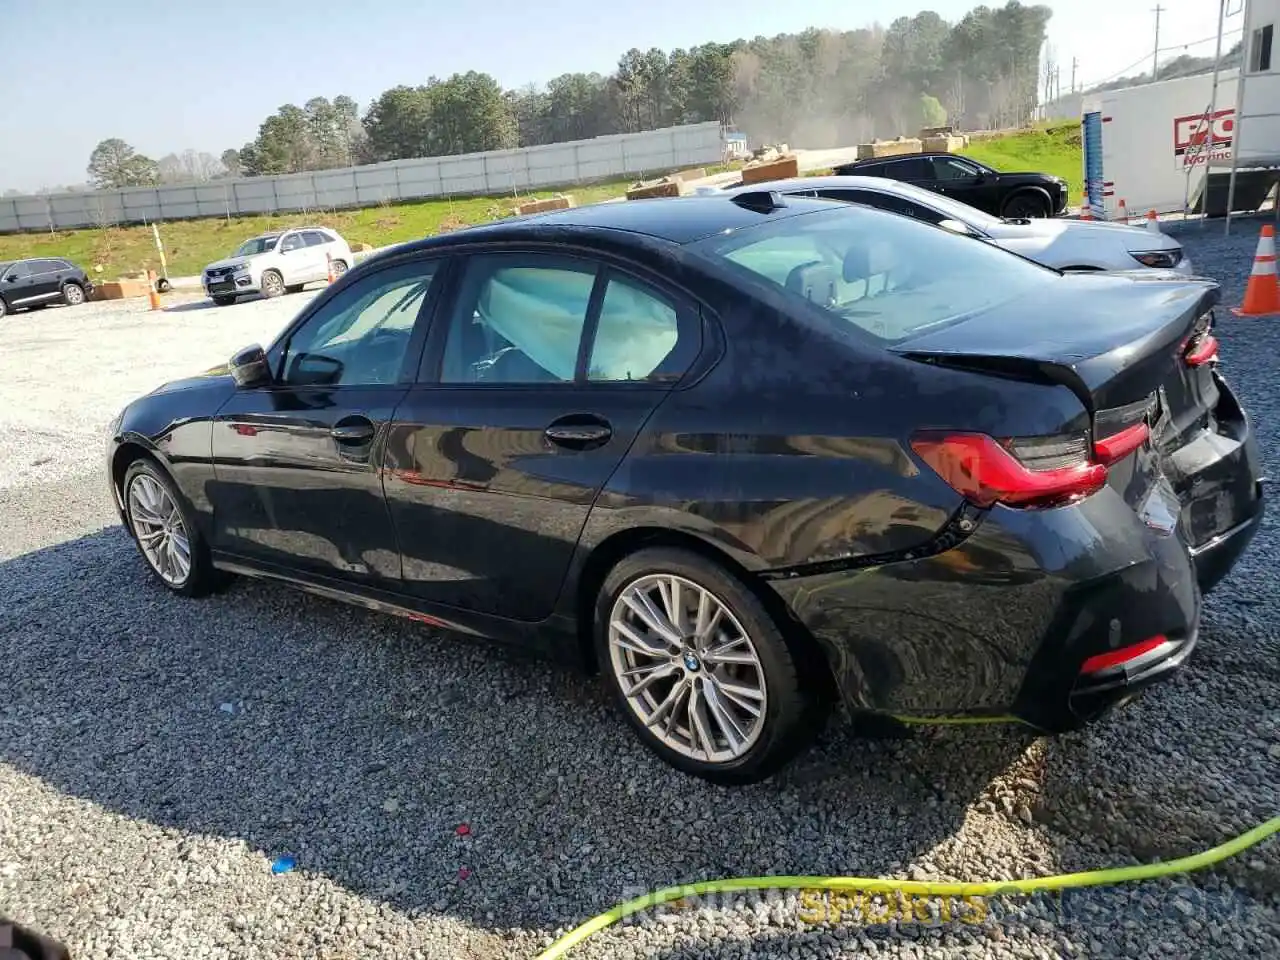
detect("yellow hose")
(534, 814), (1279, 960)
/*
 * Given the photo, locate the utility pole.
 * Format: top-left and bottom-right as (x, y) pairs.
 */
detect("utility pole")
(1070, 57), (1078, 93)
(1152, 5), (1165, 81)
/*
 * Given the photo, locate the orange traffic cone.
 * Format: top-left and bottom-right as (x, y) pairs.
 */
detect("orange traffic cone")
(147, 270), (162, 311)
(1146, 209), (1160, 233)
(1080, 189), (1092, 221)
(326, 252), (336, 284)
(1231, 224), (1280, 318)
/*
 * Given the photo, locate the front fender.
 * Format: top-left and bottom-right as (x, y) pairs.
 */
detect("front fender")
(109, 376), (235, 535)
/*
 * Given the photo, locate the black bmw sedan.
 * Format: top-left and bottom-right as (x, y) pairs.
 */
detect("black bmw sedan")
(106, 192), (1264, 784)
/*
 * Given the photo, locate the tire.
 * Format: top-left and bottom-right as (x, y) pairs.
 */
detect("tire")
(594, 547), (821, 784)
(156, 277), (172, 293)
(0, 297), (8, 319)
(121, 458), (224, 597)
(1002, 191), (1051, 219)
(260, 269), (285, 299)
(330, 259), (348, 279)
(62, 282), (86, 306)
(212, 295), (237, 306)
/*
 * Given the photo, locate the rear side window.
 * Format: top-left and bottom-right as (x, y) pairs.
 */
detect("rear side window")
(441, 255), (597, 384)
(691, 206), (1054, 343)
(302, 231), (329, 246)
(32, 259), (64, 274)
(588, 275), (693, 382)
(877, 157), (930, 180)
(815, 188), (943, 224)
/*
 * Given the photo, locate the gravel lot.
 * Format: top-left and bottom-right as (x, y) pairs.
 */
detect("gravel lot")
(1, 229), (1277, 960)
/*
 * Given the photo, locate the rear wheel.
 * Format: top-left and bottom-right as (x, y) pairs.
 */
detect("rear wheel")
(1002, 191), (1051, 219)
(212, 295), (237, 306)
(62, 282), (86, 306)
(330, 259), (348, 279)
(122, 458), (222, 597)
(595, 547), (820, 784)
(260, 269), (285, 298)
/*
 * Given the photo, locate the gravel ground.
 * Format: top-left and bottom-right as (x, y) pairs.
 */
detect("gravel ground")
(1, 228), (1278, 960)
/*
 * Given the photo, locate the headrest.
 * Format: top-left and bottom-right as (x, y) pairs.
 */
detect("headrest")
(785, 260), (839, 308)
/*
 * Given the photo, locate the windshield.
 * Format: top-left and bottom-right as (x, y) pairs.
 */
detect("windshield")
(690, 205), (1055, 343)
(877, 179), (1003, 230)
(233, 236), (279, 257)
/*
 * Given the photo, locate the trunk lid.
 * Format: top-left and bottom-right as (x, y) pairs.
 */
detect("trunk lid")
(892, 272), (1218, 419)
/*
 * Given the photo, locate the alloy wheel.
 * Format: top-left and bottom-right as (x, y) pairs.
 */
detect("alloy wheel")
(127, 473), (192, 586)
(332, 260), (348, 278)
(263, 272), (284, 297)
(608, 573), (767, 763)
(64, 284), (85, 305)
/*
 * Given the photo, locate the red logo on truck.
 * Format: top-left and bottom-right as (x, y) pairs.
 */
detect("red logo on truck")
(1174, 109), (1234, 163)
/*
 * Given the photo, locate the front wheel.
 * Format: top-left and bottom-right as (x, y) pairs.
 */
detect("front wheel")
(595, 547), (822, 784)
(260, 269), (285, 299)
(1002, 191), (1051, 219)
(62, 282), (86, 306)
(0, 297), (8, 318)
(122, 458), (223, 597)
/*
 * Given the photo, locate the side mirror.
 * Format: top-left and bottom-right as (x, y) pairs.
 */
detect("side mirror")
(5, 275), (16, 282)
(230, 344), (271, 388)
(938, 218), (974, 236)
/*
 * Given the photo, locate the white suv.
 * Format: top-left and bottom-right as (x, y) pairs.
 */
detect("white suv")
(202, 227), (353, 305)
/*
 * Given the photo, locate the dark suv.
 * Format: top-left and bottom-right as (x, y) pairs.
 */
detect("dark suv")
(0, 257), (94, 319)
(832, 153), (1068, 219)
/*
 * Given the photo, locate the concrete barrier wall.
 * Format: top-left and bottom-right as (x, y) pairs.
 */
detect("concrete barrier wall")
(0, 123), (724, 234)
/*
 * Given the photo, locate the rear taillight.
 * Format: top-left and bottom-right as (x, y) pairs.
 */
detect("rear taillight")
(1092, 393), (1156, 465)
(1184, 333), (1219, 367)
(910, 431), (1106, 509)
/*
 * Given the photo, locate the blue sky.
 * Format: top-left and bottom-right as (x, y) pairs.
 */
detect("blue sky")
(0, 0), (1241, 192)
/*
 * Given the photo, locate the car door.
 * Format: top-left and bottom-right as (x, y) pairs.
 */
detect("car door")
(302, 230), (334, 276)
(277, 231), (314, 284)
(1, 261), (44, 307)
(207, 255), (443, 584)
(382, 249), (702, 622)
(927, 156), (1000, 213)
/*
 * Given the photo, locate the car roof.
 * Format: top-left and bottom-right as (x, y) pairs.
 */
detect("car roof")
(844, 153), (956, 163)
(389, 194), (848, 251)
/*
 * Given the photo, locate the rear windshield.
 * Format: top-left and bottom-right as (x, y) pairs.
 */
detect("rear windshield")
(689, 204), (1055, 343)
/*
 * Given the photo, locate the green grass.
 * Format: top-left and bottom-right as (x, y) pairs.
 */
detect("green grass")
(960, 122), (1083, 201)
(0, 178), (636, 279)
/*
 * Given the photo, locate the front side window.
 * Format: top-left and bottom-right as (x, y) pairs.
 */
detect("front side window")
(234, 236), (278, 257)
(931, 157), (981, 181)
(441, 255), (597, 384)
(691, 206), (1054, 343)
(280, 233), (304, 253)
(279, 260), (438, 387)
(5, 262), (29, 281)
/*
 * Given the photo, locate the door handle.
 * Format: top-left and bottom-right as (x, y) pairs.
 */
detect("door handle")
(545, 419), (612, 449)
(331, 422), (375, 443)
